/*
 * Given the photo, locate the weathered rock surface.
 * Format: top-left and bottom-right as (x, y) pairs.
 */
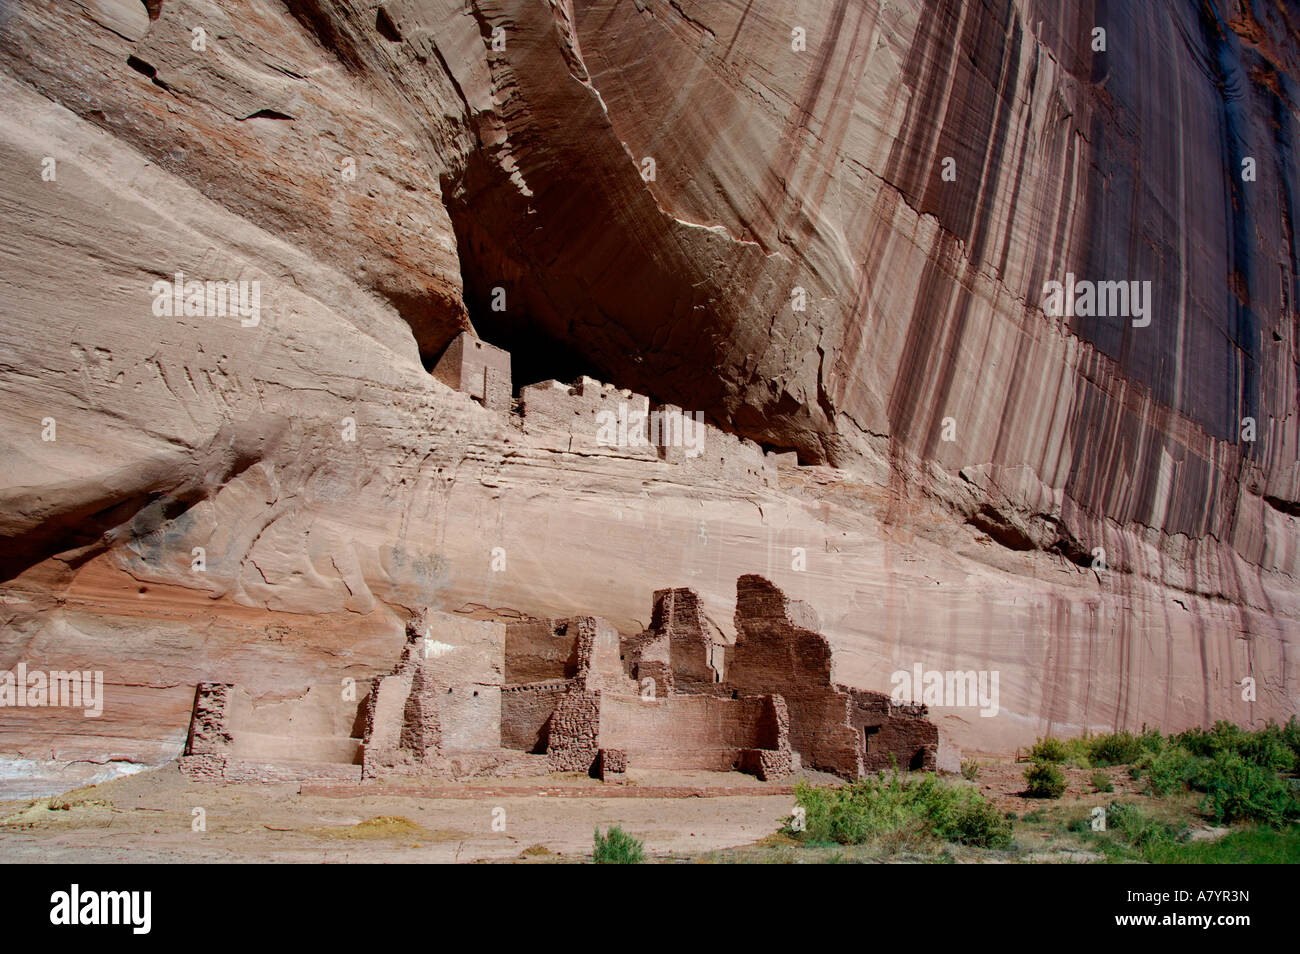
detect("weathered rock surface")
(0, 0), (1297, 793)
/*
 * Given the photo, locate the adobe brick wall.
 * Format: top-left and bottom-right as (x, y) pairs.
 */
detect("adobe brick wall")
(500, 681), (570, 752)
(504, 619), (576, 684)
(184, 682), (234, 756)
(183, 682), (362, 768)
(598, 691), (789, 774)
(727, 575), (939, 778)
(728, 575), (858, 775)
(430, 331), (511, 412)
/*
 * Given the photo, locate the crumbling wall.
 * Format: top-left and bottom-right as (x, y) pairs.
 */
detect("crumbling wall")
(505, 615), (633, 692)
(181, 681), (364, 781)
(517, 374), (777, 483)
(545, 688), (601, 773)
(621, 587), (724, 694)
(575, 616), (638, 694)
(500, 681), (570, 752)
(738, 695), (794, 780)
(500, 614), (631, 766)
(361, 611), (507, 774)
(182, 581), (936, 784)
(520, 377), (656, 457)
(726, 575), (941, 778)
(847, 689), (939, 772)
(656, 588), (723, 686)
(184, 682), (233, 757)
(727, 575), (861, 776)
(504, 618), (576, 684)
(598, 691), (790, 774)
(440, 685), (502, 751)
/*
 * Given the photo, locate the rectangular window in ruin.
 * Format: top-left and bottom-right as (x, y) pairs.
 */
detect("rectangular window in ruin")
(862, 725), (879, 754)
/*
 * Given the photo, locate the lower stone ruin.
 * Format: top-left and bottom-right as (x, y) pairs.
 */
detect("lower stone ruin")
(181, 575), (947, 783)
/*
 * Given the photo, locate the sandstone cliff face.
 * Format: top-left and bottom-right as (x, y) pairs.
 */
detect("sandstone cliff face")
(0, 0), (1296, 793)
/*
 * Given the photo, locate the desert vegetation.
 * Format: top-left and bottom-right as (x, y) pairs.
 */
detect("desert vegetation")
(715, 720), (1300, 864)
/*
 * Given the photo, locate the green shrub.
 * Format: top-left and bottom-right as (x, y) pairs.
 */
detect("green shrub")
(1029, 737), (1069, 763)
(1176, 721), (1297, 773)
(1105, 802), (1180, 850)
(1089, 731), (1146, 766)
(1237, 725), (1297, 774)
(1142, 744), (1201, 797)
(960, 760), (980, 781)
(1282, 717), (1300, 764)
(789, 773), (1012, 850)
(1192, 752), (1300, 827)
(1025, 760), (1067, 798)
(593, 825), (645, 864)
(928, 785), (1014, 848)
(1090, 770), (1114, 793)
(1138, 727), (1166, 755)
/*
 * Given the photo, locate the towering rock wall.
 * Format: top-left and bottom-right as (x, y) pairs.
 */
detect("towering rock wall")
(0, 0), (1296, 792)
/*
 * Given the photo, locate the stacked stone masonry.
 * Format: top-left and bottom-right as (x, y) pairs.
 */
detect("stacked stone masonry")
(181, 576), (942, 783)
(427, 329), (784, 482)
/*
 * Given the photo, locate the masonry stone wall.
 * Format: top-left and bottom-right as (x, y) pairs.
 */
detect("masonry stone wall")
(181, 681), (365, 780)
(431, 331), (511, 412)
(184, 577), (940, 784)
(847, 689), (940, 771)
(545, 688), (601, 773)
(599, 692), (789, 772)
(361, 612), (508, 774)
(725, 574), (940, 778)
(500, 682), (570, 752)
(504, 618), (576, 684)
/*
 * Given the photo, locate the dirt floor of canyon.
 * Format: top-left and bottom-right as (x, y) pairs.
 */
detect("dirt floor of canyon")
(0, 758), (1241, 864)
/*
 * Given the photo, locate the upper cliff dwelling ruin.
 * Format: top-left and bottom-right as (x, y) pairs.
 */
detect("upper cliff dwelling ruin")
(181, 576), (945, 784)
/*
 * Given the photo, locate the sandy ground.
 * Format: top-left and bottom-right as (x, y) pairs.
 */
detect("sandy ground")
(0, 758), (1154, 863)
(0, 763), (835, 863)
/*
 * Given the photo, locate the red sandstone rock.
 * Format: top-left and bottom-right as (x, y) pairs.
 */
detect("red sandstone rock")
(0, 0), (1297, 795)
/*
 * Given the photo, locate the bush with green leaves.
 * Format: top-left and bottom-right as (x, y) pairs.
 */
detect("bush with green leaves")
(1104, 801), (1182, 850)
(593, 825), (645, 864)
(1137, 727), (1166, 754)
(1176, 720), (1297, 774)
(1090, 770), (1114, 793)
(960, 760), (980, 781)
(1024, 760), (1067, 799)
(1282, 717), (1300, 764)
(1089, 731), (1146, 766)
(1140, 744), (1200, 797)
(789, 773), (1012, 849)
(1029, 737), (1069, 763)
(1191, 752), (1300, 827)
